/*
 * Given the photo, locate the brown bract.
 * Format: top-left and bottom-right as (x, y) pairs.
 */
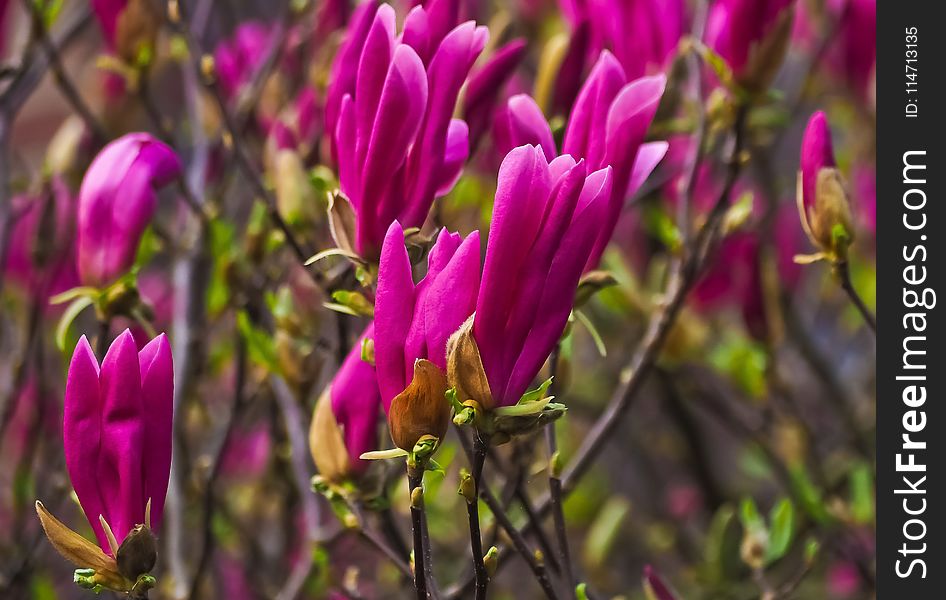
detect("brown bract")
(446, 316), (494, 411)
(35, 501), (128, 592)
(388, 359), (450, 451)
(115, 0), (161, 66)
(116, 524), (157, 581)
(309, 389), (351, 483)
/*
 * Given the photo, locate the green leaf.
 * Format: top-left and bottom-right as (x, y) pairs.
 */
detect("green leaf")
(765, 498), (795, 564)
(493, 395), (554, 418)
(573, 309), (607, 357)
(328, 290), (374, 317)
(55, 296), (94, 351)
(520, 377), (554, 404)
(849, 462), (875, 524)
(789, 465), (832, 524)
(360, 448), (409, 460)
(739, 497), (766, 537)
(583, 498), (631, 567)
(236, 311), (278, 372)
(49, 286), (98, 306)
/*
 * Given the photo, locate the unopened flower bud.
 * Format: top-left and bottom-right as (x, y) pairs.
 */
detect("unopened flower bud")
(796, 111), (854, 261)
(458, 469), (476, 503)
(447, 317), (494, 411)
(115, 525), (157, 581)
(484, 546), (499, 578)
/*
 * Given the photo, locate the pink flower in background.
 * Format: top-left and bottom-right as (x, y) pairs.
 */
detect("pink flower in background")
(473, 146), (612, 407)
(705, 0), (795, 87)
(213, 21), (273, 101)
(827, 560), (861, 597)
(853, 164), (876, 238)
(90, 0), (127, 50)
(799, 110), (835, 213)
(63, 330), (173, 553)
(463, 39), (528, 153)
(559, 0), (685, 81)
(4, 177), (79, 303)
(77, 133), (181, 287)
(323, 324), (383, 476)
(375, 222), (481, 409)
(328, 3), (487, 258)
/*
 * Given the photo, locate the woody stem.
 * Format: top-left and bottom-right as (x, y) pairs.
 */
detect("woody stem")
(407, 464), (429, 600)
(468, 432), (490, 600)
(545, 345), (575, 598)
(835, 260), (876, 335)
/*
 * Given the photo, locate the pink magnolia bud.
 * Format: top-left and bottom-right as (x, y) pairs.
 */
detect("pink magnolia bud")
(63, 330), (173, 554)
(77, 133), (181, 287)
(705, 0), (795, 90)
(798, 111), (854, 257)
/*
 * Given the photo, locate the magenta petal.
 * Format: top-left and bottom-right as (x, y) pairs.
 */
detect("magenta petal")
(361, 44), (428, 239)
(325, 1), (378, 162)
(800, 111), (835, 210)
(501, 95), (556, 160)
(498, 160), (587, 404)
(98, 329), (145, 544)
(63, 336), (110, 551)
(137, 333), (173, 534)
(401, 22), (488, 227)
(435, 119), (470, 197)
(422, 231), (481, 371)
(505, 170), (610, 403)
(562, 50), (626, 166)
(330, 323), (381, 475)
(336, 95), (358, 205)
(354, 4), (397, 167)
(77, 133), (181, 287)
(401, 6), (431, 62)
(627, 141), (669, 198)
(463, 38), (528, 152)
(475, 145), (550, 398)
(374, 222), (416, 412)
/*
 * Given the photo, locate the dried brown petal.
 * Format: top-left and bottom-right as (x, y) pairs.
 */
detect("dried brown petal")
(327, 192), (358, 256)
(35, 501), (128, 591)
(388, 359), (450, 452)
(446, 316), (494, 410)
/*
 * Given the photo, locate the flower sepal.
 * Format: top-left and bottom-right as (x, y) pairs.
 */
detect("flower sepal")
(36, 501), (157, 597)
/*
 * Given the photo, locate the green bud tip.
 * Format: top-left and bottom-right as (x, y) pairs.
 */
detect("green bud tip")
(410, 486), (424, 509)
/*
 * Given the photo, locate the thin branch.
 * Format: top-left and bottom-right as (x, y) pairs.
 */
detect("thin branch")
(407, 466), (429, 600)
(835, 260), (876, 335)
(545, 345), (575, 598)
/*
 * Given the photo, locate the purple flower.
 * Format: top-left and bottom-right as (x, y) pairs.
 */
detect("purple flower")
(213, 21), (273, 100)
(705, 0), (795, 88)
(4, 177), (79, 304)
(463, 39), (529, 153)
(77, 133), (181, 287)
(91, 0), (127, 50)
(643, 565), (678, 600)
(559, 0), (685, 80)
(312, 323), (382, 479)
(562, 51), (668, 269)
(375, 221), (481, 411)
(330, 3), (488, 259)
(472, 145), (612, 407)
(800, 110), (835, 212)
(63, 330), (173, 554)
(797, 110), (853, 257)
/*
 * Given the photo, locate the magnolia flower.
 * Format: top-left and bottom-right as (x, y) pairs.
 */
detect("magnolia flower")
(329, 3), (487, 259)
(309, 324), (381, 482)
(559, 0), (685, 80)
(36, 330), (173, 594)
(562, 51), (668, 269)
(797, 111), (854, 260)
(704, 0), (795, 90)
(452, 145), (612, 409)
(4, 177), (79, 303)
(793, 0), (875, 100)
(213, 21), (273, 100)
(77, 133), (180, 287)
(375, 221), (480, 450)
